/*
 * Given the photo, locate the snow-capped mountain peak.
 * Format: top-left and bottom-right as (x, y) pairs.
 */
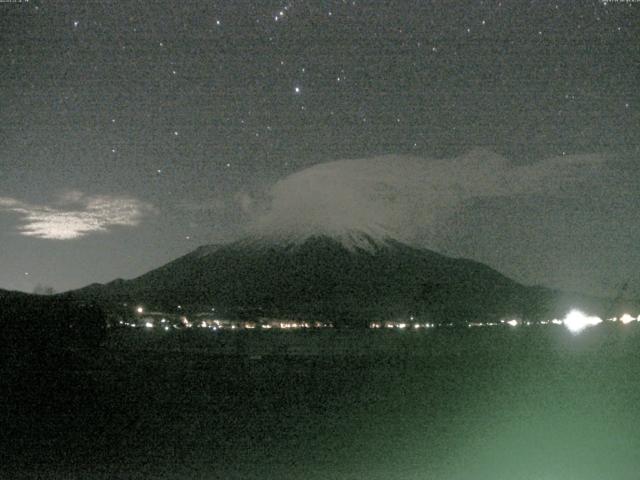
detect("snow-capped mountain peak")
(238, 225), (399, 254)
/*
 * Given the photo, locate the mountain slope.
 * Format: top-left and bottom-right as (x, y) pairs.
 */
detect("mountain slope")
(66, 233), (615, 326)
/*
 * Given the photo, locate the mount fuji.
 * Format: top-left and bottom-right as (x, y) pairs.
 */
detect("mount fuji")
(66, 229), (611, 327)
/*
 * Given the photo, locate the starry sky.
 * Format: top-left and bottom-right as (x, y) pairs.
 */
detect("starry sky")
(1, 0), (639, 296)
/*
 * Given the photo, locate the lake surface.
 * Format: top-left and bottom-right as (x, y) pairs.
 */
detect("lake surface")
(3, 326), (640, 479)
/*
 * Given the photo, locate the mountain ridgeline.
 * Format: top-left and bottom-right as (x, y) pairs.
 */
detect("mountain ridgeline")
(68, 233), (618, 327)
(0, 289), (106, 366)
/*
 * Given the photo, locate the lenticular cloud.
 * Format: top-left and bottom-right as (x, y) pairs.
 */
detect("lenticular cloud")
(0, 192), (154, 240)
(252, 148), (606, 244)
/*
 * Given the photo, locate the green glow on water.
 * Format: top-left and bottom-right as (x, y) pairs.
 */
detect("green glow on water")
(4, 327), (640, 479)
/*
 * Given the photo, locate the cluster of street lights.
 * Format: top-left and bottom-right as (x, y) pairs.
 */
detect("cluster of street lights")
(131, 306), (638, 335)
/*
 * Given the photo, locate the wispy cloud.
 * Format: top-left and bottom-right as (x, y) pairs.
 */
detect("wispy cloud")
(0, 191), (155, 240)
(252, 148), (608, 242)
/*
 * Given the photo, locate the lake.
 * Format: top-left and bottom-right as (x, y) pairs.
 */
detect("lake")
(2, 325), (640, 479)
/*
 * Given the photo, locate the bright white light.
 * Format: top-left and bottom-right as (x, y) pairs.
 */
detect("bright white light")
(136, 306), (144, 314)
(506, 319), (518, 327)
(620, 313), (636, 324)
(145, 322), (153, 328)
(563, 309), (602, 334)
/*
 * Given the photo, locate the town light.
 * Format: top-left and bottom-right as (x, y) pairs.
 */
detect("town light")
(620, 313), (636, 325)
(563, 309), (602, 334)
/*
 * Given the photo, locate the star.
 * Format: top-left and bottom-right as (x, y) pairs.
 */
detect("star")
(294, 86), (301, 94)
(73, 20), (79, 28)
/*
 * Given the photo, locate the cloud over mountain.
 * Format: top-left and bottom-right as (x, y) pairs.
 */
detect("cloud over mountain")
(252, 148), (607, 245)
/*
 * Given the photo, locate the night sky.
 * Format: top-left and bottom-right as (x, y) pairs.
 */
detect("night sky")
(1, 0), (638, 296)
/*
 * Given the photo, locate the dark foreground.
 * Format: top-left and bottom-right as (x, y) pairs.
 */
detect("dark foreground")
(2, 326), (640, 480)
